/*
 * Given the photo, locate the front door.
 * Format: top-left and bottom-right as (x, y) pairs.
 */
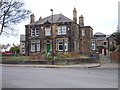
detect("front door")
(46, 41), (50, 53)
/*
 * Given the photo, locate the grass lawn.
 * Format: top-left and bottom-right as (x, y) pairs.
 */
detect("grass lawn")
(2, 56), (29, 60)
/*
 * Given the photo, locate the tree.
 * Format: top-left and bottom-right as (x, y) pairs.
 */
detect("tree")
(9, 46), (19, 54)
(0, 0), (31, 36)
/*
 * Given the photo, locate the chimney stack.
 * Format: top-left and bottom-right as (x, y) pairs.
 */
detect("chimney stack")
(79, 15), (84, 27)
(39, 16), (42, 20)
(30, 14), (35, 23)
(73, 8), (77, 23)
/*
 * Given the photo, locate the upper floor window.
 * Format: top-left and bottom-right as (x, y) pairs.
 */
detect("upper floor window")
(103, 42), (107, 45)
(82, 29), (85, 36)
(22, 42), (25, 47)
(58, 26), (67, 35)
(31, 28), (39, 37)
(45, 27), (51, 36)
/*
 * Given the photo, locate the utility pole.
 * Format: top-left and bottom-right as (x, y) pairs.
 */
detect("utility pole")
(50, 9), (54, 65)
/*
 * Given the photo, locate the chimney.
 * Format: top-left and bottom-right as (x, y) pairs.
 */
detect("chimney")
(79, 15), (84, 26)
(39, 16), (42, 20)
(73, 8), (77, 23)
(30, 14), (35, 23)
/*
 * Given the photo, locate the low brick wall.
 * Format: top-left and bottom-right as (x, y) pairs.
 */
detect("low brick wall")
(111, 51), (120, 63)
(2, 57), (98, 64)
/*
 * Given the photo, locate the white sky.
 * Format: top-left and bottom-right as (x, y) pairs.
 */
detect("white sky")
(0, 0), (119, 45)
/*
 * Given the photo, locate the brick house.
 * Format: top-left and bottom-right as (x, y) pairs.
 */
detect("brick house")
(94, 32), (108, 56)
(25, 8), (95, 56)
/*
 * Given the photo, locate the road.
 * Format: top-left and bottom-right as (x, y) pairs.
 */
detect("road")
(2, 66), (118, 88)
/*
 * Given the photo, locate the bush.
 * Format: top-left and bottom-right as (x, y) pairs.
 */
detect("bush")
(110, 46), (116, 52)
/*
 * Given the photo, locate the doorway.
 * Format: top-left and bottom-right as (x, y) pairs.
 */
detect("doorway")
(46, 41), (50, 53)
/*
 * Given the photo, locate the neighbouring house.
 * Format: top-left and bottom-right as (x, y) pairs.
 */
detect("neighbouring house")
(107, 34), (117, 52)
(94, 32), (108, 56)
(20, 35), (25, 55)
(0, 44), (11, 52)
(25, 8), (96, 56)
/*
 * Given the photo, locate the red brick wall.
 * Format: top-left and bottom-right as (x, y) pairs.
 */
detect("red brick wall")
(111, 51), (120, 62)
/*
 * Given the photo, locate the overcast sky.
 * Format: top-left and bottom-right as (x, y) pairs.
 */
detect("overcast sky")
(0, 0), (119, 45)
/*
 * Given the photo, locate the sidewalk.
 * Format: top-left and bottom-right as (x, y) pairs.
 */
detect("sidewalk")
(98, 63), (118, 69)
(1, 63), (100, 68)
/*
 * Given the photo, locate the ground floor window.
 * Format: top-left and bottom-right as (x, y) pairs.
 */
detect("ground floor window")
(31, 41), (35, 52)
(57, 39), (68, 51)
(91, 41), (96, 50)
(22, 48), (25, 54)
(31, 41), (40, 52)
(36, 41), (40, 51)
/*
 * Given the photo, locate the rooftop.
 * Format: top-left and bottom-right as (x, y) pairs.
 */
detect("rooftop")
(94, 32), (106, 36)
(27, 14), (73, 26)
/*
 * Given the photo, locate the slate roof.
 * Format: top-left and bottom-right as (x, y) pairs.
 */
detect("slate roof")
(27, 14), (73, 26)
(94, 32), (106, 36)
(96, 37), (107, 41)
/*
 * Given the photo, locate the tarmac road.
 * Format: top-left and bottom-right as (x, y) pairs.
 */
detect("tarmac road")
(2, 65), (118, 88)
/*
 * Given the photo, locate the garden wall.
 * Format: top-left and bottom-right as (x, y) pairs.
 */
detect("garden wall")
(2, 57), (98, 64)
(111, 51), (120, 63)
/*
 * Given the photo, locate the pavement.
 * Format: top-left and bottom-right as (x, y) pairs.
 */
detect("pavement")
(1, 62), (119, 69)
(1, 63), (101, 68)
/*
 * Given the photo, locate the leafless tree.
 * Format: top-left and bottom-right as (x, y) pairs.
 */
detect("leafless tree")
(0, 0), (31, 36)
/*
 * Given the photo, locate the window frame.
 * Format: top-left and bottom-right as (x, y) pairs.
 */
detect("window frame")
(22, 48), (25, 54)
(22, 42), (25, 47)
(31, 28), (39, 37)
(91, 41), (96, 50)
(36, 41), (40, 51)
(31, 41), (35, 52)
(45, 27), (51, 36)
(57, 40), (68, 51)
(58, 25), (67, 35)
(82, 29), (85, 36)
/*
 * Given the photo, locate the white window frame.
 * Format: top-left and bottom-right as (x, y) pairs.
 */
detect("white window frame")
(82, 29), (85, 36)
(58, 40), (63, 51)
(36, 41), (40, 51)
(22, 48), (25, 54)
(57, 40), (68, 51)
(45, 27), (51, 36)
(22, 42), (25, 47)
(31, 41), (35, 52)
(92, 41), (96, 50)
(64, 42), (68, 51)
(58, 26), (67, 35)
(31, 28), (39, 36)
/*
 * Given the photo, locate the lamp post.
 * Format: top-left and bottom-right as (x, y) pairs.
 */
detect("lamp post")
(50, 9), (54, 65)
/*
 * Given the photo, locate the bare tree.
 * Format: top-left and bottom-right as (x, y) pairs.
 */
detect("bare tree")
(0, 0), (31, 36)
